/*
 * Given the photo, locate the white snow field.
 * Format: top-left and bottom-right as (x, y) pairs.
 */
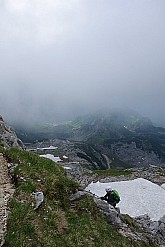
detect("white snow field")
(40, 154), (62, 162)
(161, 183), (165, 190)
(39, 154), (71, 170)
(85, 178), (165, 221)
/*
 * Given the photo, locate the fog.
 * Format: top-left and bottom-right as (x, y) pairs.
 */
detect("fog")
(0, 0), (165, 127)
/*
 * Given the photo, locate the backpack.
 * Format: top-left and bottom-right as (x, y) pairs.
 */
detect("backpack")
(112, 190), (120, 203)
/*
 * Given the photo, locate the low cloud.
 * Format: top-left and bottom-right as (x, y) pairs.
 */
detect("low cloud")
(0, 0), (165, 126)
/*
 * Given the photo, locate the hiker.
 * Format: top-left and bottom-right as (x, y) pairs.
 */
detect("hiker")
(101, 187), (120, 207)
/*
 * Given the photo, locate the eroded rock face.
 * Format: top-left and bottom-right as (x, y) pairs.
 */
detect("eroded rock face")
(70, 190), (164, 246)
(136, 214), (165, 247)
(93, 197), (121, 225)
(0, 116), (24, 149)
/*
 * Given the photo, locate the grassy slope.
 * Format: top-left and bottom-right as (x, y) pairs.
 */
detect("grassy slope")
(93, 168), (132, 177)
(1, 148), (155, 247)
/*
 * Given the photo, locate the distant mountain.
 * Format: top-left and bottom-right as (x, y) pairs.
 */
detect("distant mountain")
(70, 109), (155, 142)
(15, 109), (165, 168)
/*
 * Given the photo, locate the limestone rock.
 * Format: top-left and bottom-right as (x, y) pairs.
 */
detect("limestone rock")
(156, 215), (165, 246)
(70, 191), (121, 226)
(93, 197), (121, 225)
(70, 191), (92, 201)
(0, 116), (24, 149)
(136, 214), (165, 246)
(32, 192), (44, 210)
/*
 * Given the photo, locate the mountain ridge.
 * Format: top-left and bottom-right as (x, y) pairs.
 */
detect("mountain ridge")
(15, 109), (165, 169)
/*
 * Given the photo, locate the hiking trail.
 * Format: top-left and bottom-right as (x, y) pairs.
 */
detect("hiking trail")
(0, 153), (15, 247)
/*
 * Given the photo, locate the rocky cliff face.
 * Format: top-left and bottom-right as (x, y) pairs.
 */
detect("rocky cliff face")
(0, 116), (24, 149)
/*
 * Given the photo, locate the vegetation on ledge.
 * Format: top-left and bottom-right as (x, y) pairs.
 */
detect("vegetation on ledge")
(93, 168), (132, 177)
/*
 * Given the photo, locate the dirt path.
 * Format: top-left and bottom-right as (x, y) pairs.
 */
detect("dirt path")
(0, 153), (15, 247)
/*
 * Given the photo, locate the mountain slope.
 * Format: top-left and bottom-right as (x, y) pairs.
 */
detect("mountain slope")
(1, 147), (156, 247)
(0, 116), (163, 246)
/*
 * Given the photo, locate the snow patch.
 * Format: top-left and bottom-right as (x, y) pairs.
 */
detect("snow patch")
(161, 183), (165, 190)
(63, 155), (68, 159)
(85, 178), (165, 221)
(40, 154), (62, 162)
(63, 166), (71, 170)
(37, 146), (58, 150)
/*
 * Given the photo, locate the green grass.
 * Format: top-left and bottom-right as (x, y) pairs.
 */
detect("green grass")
(0, 143), (5, 153)
(94, 168), (132, 177)
(121, 214), (140, 232)
(4, 148), (156, 247)
(158, 167), (165, 175)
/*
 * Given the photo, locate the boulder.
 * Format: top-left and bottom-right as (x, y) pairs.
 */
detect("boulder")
(70, 191), (92, 201)
(70, 191), (121, 226)
(32, 192), (44, 210)
(93, 197), (121, 225)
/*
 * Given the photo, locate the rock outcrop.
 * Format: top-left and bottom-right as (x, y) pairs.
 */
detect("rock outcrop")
(70, 191), (121, 226)
(93, 197), (121, 225)
(70, 190), (164, 246)
(136, 214), (165, 247)
(0, 116), (24, 149)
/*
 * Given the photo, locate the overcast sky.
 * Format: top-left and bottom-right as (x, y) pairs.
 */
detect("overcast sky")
(0, 0), (165, 126)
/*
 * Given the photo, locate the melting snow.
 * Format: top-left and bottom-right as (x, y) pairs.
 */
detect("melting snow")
(63, 155), (68, 159)
(161, 183), (165, 190)
(37, 146), (58, 150)
(63, 166), (71, 170)
(85, 178), (165, 221)
(40, 154), (62, 162)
